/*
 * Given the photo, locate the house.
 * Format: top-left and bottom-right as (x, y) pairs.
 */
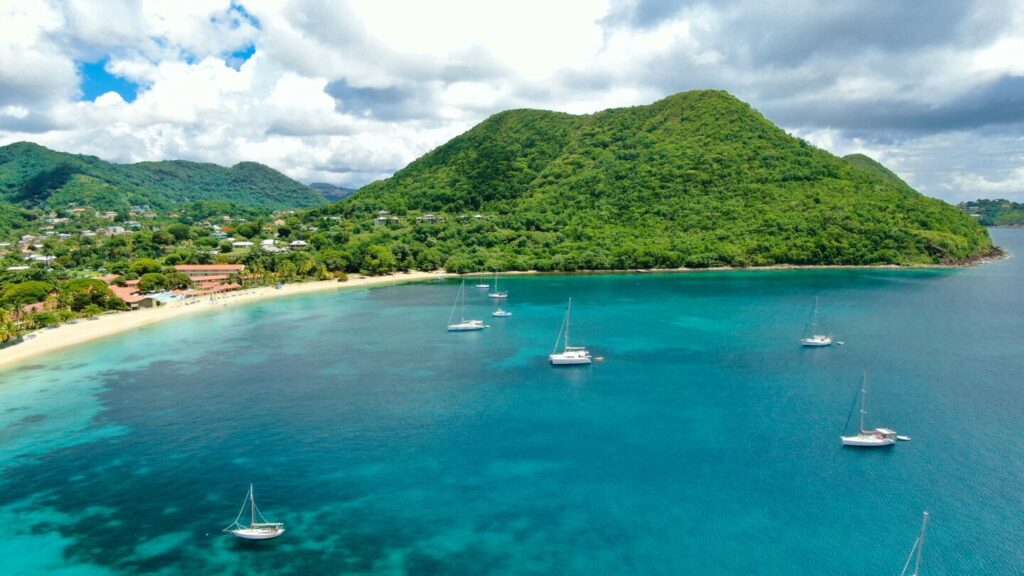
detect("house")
(108, 284), (157, 310)
(289, 240), (308, 249)
(232, 241), (254, 248)
(260, 238), (283, 252)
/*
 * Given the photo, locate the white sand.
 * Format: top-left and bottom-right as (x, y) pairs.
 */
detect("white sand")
(0, 270), (446, 371)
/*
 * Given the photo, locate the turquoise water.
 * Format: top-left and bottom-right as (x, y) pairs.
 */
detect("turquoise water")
(1, 229), (1023, 575)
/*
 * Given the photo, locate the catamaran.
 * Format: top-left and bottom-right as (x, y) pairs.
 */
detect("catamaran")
(898, 511), (929, 576)
(841, 373), (901, 447)
(223, 484), (285, 540)
(487, 272), (508, 299)
(550, 297), (592, 365)
(448, 278), (487, 331)
(801, 296), (833, 347)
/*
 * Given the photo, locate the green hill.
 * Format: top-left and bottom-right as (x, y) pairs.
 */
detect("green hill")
(0, 142), (326, 213)
(323, 90), (993, 269)
(309, 182), (358, 201)
(958, 199), (1024, 226)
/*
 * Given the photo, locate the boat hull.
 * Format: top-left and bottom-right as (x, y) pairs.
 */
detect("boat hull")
(447, 322), (487, 331)
(488, 293), (508, 299)
(230, 528), (285, 540)
(840, 435), (896, 447)
(550, 354), (592, 365)
(801, 336), (833, 347)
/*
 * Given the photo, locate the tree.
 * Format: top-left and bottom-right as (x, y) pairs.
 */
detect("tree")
(60, 278), (125, 312)
(129, 258), (162, 276)
(235, 222), (259, 238)
(166, 223), (193, 241)
(138, 273), (166, 293)
(1, 281), (54, 307)
(0, 309), (17, 343)
(361, 245), (398, 274)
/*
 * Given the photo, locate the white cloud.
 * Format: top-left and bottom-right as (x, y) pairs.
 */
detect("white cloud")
(0, 0), (1021, 195)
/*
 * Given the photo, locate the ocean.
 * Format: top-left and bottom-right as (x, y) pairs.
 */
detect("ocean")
(1, 228), (1022, 575)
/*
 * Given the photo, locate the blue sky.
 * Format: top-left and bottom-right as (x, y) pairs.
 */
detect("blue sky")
(1, 0), (1022, 201)
(79, 59), (140, 102)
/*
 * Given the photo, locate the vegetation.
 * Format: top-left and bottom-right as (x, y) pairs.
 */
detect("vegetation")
(958, 199), (1024, 226)
(310, 90), (993, 271)
(309, 182), (358, 201)
(0, 142), (326, 213)
(0, 90), (1000, 342)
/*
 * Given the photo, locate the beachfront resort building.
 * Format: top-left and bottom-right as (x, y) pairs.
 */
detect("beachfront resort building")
(173, 264), (245, 296)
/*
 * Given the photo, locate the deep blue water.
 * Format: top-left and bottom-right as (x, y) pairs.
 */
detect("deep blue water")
(1, 229), (1023, 575)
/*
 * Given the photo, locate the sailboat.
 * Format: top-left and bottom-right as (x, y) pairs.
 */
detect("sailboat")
(840, 373), (898, 447)
(898, 511), (929, 576)
(448, 278), (488, 331)
(492, 306), (512, 317)
(474, 274), (490, 288)
(487, 272), (508, 299)
(223, 484), (285, 540)
(549, 297), (592, 365)
(801, 296), (833, 347)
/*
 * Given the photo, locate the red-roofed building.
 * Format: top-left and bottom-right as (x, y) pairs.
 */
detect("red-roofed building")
(108, 284), (156, 310)
(174, 264), (245, 280)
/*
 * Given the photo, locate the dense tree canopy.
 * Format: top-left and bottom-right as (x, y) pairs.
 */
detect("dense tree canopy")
(309, 90), (993, 270)
(0, 142), (326, 212)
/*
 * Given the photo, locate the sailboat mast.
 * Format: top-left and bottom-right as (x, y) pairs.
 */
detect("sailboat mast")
(249, 484), (255, 528)
(859, 373), (868, 434)
(565, 298), (572, 350)
(912, 511), (929, 576)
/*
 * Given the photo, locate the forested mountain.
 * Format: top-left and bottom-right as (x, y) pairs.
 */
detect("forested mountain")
(319, 90), (993, 269)
(309, 182), (358, 201)
(0, 142), (326, 213)
(958, 199), (1024, 226)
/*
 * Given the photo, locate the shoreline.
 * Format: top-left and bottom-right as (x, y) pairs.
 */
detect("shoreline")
(0, 248), (1009, 372)
(0, 270), (446, 372)
(465, 247), (1010, 278)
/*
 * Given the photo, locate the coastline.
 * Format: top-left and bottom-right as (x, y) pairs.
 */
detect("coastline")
(0, 270), (446, 372)
(466, 246), (1009, 278)
(1, 246), (1009, 372)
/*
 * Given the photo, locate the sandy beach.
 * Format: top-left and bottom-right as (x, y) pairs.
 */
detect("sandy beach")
(1, 251), (1008, 373)
(0, 270), (446, 372)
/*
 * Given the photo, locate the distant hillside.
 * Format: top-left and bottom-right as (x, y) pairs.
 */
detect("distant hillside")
(0, 203), (34, 238)
(0, 142), (326, 213)
(958, 199), (1024, 226)
(309, 182), (358, 201)
(322, 90), (992, 269)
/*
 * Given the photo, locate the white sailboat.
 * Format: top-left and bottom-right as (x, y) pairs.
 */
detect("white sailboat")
(549, 297), (592, 365)
(898, 511), (930, 576)
(492, 307), (512, 317)
(474, 274), (490, 288)
(801, 296), (833, 347)
(223, 484), (285, 540)
(841, 373), (898, 447)
(448, 278), (488, 331)
(487, 272), (508, 299)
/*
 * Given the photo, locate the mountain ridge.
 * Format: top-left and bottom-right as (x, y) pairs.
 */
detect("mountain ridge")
(0, 141), (326, 213)
(325, 89), (992, 268)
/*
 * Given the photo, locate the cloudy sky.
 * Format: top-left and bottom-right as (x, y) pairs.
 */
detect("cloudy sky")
(1, 0), (1022, 202)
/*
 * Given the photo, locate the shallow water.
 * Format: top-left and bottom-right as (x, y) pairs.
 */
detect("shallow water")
(1, 229), (1022, 575)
